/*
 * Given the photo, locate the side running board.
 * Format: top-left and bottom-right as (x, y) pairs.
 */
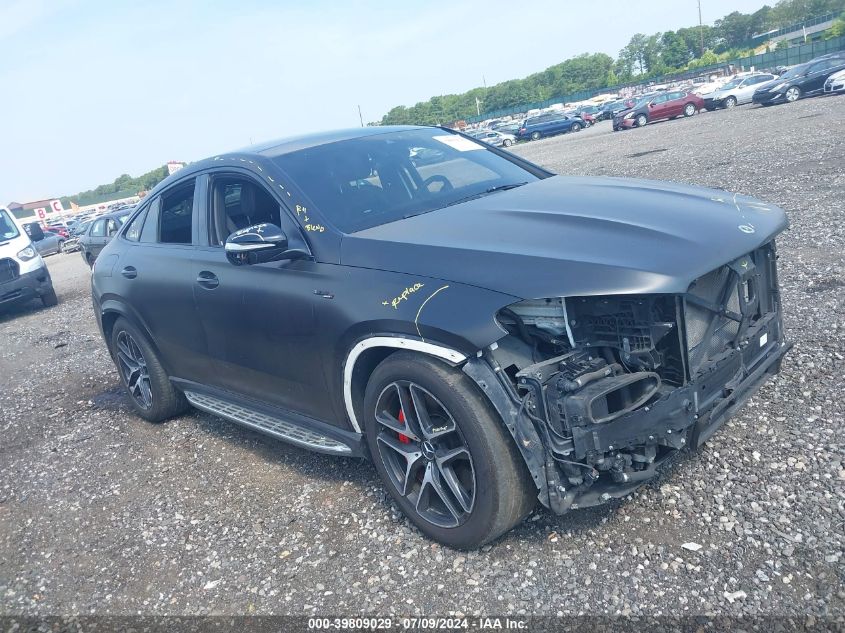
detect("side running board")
(184, 390), (353, 455)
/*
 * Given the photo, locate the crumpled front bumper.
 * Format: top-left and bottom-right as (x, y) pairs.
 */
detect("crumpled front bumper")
(0, 267), (53, 309)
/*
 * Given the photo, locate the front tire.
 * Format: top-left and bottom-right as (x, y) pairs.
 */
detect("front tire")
(363, 352), (535, 549)
(502, 139), (512, 147)
(724, 96), (737, 109)
(41, 287), (58, 307)
(785, 86), (801, 102)
(635, 114), (648, 127)
(110, 317), (188, 423)
(530, 131), (541, 141)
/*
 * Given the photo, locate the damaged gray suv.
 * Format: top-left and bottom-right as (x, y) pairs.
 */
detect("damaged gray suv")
(91, 126), (790, 549)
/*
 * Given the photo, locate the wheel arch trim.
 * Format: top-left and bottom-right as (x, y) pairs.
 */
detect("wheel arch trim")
(342, 336), (467, 434)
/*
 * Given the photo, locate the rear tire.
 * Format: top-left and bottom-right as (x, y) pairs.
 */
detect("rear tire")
(683, 103), (696, 117)
(570, 122), (582, 132)
(363, 352), (535, 549)
(86, 253), (95, 268)
(110, 317), (188, 423)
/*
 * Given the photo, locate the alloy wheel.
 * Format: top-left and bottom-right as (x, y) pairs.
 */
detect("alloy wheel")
(116, 331), (153, 409)
(685, 104), (696, 116)
(786, 87), (800, 102)
(374, 381), (476, 528)
(725, 97), (737, 109)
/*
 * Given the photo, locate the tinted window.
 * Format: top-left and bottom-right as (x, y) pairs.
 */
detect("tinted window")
(809, 59), (839, 73)
(273, 129), (539, 233)
(211, 178), (282, 244)
(159, 183), (195, 244)
(90, 219), (106, 237)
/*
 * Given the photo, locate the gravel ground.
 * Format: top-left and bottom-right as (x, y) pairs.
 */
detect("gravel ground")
(1, 97), (844, 618)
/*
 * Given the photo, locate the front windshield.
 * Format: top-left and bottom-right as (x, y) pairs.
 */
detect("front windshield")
(779, 64), (806, 79)
(0, 209), (21, 242)
(273, 128), (540, 233)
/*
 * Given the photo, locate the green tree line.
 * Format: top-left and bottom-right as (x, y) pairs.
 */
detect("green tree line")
(380, 0), (845, 125)
(60, 165), (170, 207)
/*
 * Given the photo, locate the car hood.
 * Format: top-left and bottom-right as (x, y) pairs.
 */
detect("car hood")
(341, 176), (789, 299)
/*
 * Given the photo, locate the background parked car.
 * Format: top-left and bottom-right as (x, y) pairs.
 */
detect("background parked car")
(824, 68), (845, 94)
(753, 52), (845, 105)
(78, 211), (130, 266)
(516, 113), (584, 140)
(492, 121), (522, 135)
(597, 100), (627, 120)
(23, 223), (65, 256)
(467, 128), (517, 147)
(703, 73), (776, 110)
(613, 90), (703, 130)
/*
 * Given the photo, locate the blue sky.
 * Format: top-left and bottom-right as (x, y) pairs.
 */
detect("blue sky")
(1, 0), (768, 202)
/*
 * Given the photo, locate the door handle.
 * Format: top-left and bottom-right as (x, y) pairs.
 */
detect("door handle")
(121, 266), (137, 279)
(196, 271), (219, 289)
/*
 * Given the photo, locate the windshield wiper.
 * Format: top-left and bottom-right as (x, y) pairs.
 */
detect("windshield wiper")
(443, 182), (529, 208)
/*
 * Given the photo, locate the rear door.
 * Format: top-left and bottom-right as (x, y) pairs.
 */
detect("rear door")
(665, 92), (685, 117)
(738, 75), (774, 103)
(115, 178), (208, 380)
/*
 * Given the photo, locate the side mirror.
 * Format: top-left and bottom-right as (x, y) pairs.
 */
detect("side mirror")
(225, 223), (307, 266)
(25, 222), (45, 242)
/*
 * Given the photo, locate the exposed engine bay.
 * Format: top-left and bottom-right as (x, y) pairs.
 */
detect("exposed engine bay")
(469, 241), (791, 514)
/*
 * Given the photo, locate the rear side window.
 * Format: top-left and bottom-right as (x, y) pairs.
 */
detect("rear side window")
(123, 208), (147, 242)
(158, 182), (195, 244)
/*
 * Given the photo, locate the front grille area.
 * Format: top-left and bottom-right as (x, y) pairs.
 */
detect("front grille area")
(0, 258), (19, 284)
(684, 244), (779, 374)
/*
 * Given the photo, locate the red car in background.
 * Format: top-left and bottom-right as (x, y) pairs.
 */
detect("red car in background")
(613, 90), (705, 131)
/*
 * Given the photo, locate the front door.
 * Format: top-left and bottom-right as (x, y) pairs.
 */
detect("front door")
(191, 173), (336, 422)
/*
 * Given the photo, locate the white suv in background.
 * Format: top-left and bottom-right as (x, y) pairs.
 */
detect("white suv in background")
(0, 206), (58, 311)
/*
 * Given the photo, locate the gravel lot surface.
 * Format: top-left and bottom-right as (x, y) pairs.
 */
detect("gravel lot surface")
(1, 97), (844, 617)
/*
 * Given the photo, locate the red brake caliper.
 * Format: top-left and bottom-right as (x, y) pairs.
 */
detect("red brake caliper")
(397, 409), (411, 444)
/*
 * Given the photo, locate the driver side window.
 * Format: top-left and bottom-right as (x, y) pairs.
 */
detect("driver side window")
(210, 177), (282, 245)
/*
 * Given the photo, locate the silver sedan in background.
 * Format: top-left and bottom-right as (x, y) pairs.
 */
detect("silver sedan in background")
(467, 128), (517, 147)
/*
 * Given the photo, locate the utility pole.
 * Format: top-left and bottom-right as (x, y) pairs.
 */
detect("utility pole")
(358, 105), (364, 127)
(698, 0), (705, 56)
(475, 97), (481, 116)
